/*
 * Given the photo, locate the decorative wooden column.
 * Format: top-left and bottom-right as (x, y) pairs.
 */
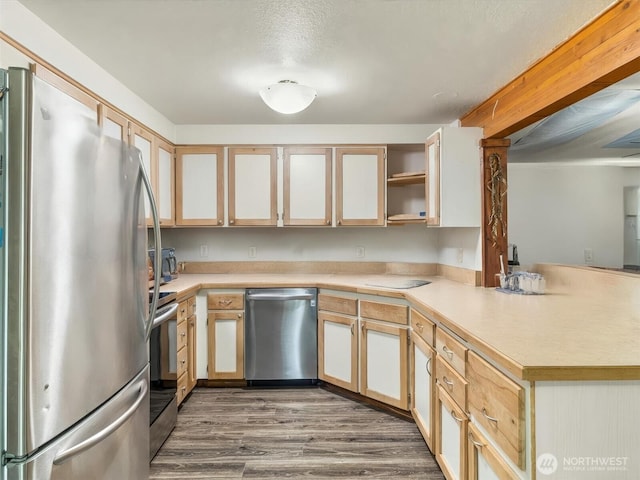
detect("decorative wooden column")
(480, 138), (510, 287)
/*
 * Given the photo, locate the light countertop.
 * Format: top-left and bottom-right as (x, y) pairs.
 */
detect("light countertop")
(159, 269), (640, 382)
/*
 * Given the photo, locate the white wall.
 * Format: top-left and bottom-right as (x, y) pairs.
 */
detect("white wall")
(508, 164), (640, 268)
(160, 225), (481, 270)
(161, 225), (439, 263)
(176, 124), (442, 145)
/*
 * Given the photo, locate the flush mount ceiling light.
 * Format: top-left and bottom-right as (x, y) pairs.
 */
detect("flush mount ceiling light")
(259, 80), (317, 114)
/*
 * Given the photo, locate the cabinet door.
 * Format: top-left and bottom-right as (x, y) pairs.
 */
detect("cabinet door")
(131, 124), (156, 225)
(228, 147), (277, 226)
(31, 63), (100, 122)
(99, 105), (128, 142)
(207, 311), (244, 379)
(425, 131), (441, 226)
(436, 386), (468, 480)
(176, 146), (224, 226)
(187, 315), (197, 392)
(467, 423), (519, 480)
(156, 137), (175, 226)
(283, 147), (332, 226)
(336, 147), (385, 226)
(360, 320), (408, 409)
(411, 332), (435, 452)
(318, 312), (358, 392)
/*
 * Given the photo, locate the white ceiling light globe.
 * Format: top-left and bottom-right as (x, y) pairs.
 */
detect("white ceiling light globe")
(259, 80), (317, 114)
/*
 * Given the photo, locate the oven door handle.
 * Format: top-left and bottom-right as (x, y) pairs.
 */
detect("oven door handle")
(151, 303), (178, 329)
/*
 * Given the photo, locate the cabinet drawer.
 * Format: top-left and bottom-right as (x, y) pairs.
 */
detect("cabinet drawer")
(177, 372), (188, 405)
(188, 296), (196, 316)
(318, 294), (357, 316)
(360, 299), (408, 325)
(411, 309), (435, 346)
(177, 299), (189, 322)
(467, 351), (525, 469)
(177, 345), (188, 379)
(435, 327), (467, 376)
(435, 354), (467, 411)
(177, 319), (188, 351)
(208, 293), (244, 310)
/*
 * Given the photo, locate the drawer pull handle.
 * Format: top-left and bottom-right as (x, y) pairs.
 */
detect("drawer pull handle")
(350, 324), (355, 336)
(181, 360), (186, 364)
(468, 432), (484, 448)
(219, 299), (232, 306)
(426, 358), (431, 376)
(482, 408), (499, 424)
(442, 375), (454, 389)
(450, 410), (464, 423)
(416, 322), (423, 332)
(442, 345), (454, 359)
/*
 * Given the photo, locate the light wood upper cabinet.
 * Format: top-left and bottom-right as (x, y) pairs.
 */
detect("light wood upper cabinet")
(425, 126), (483, 227)
(99, 105), (129, 142)
(228, 147), (277, 226)
(336, 147), (385, 226)
(131, 123), (156, 225)
(31, 63), (100, 122)
(283, 147), (332, 226)
(156, 137), (175, 226)
(175, 146), (224, 226)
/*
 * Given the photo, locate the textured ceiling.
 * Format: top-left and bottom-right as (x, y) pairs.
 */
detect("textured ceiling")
(17, 0), (615, 126)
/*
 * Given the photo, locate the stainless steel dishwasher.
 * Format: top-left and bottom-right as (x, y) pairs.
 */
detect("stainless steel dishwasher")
(245, 288), (318, 383)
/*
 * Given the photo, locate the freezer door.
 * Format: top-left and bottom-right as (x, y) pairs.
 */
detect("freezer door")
(4, 70), (148, 455)
(4, 366), (149, 480)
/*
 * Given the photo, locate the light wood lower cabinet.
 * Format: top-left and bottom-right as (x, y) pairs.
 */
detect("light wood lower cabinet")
(207, 292), (245, 379)
(436, 385), (468, 480)
(411, 331), (435, 451)
(318, 311), (358, 392)
(467, 351), (524, 469)
(360, 319), (409, 410)
(467, 422), (520, 480)
(176, 295), (197, 406)
(186, 297), (197, 392)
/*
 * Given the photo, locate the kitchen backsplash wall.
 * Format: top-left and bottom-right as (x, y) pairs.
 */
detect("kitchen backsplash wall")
(160, 226), (482, 269)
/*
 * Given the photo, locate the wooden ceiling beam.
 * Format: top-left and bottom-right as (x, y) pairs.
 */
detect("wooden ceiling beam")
(460, 0), (640, 138)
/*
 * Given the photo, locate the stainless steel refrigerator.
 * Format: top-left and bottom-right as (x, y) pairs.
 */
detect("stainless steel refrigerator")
(1, 67), (154, 478)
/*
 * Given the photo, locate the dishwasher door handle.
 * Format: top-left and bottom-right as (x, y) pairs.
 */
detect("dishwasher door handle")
(246, 292), (316, 301)
(247, 293), (315, 300)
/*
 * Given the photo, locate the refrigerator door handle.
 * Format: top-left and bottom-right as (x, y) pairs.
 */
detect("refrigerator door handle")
(52, 380), (148, 465)
(138, 150), (162, 341)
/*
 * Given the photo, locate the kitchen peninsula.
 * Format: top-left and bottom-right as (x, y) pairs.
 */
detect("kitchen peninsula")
(163, 263), (640, 480)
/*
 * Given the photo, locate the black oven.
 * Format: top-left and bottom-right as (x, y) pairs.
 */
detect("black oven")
(149, 291), (178, 460)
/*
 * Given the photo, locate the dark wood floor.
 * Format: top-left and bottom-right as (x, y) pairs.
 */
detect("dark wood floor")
(150, 387), (445, 479)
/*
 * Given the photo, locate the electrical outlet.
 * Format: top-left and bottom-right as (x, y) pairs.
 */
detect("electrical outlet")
(584, 248), (593, 264)
(248, 246), (257, 258)
(356, 246), (365, 258)
(200, 245), (209, 258)
(456, 248), (464, 264)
